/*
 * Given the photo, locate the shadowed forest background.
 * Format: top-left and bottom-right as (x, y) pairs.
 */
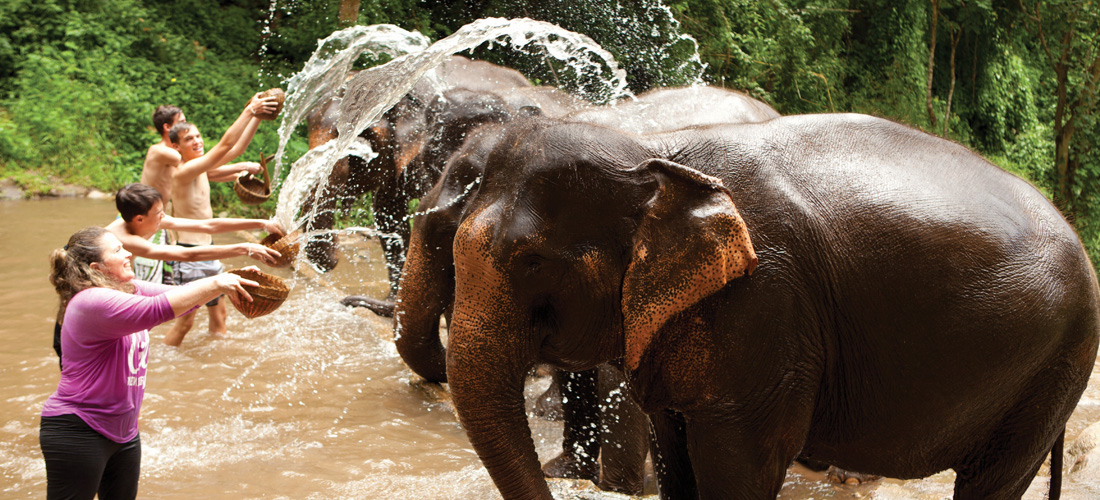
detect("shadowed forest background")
(1, 0), (1097, 263)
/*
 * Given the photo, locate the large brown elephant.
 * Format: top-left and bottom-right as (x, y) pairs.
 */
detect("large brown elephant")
(301, 56), (539, 297)
(391, 86), (780, 494)
(443, 113), (1100, 499)
(392, 85), (778, 381)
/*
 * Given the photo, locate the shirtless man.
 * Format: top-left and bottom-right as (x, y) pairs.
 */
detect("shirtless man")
(140, 95), (275, 204)
(105, 183), (285, 345)
(165, 95), (278, 344)
(140, 105), (186, 203)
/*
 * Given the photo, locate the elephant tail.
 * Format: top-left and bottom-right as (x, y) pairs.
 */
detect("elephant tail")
(1049, 429), (1064, 500)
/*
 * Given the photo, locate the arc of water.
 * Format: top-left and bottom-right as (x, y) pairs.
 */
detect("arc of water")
(273, 24), (432, 180)
(275, 17), (631, 235)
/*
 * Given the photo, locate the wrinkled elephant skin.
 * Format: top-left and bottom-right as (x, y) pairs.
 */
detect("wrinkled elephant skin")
(445, 113), (1100, 500)
(392, 86), (782, 495)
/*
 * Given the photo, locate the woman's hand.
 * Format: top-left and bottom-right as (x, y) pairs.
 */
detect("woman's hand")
(166, 271), (256, 316)
(211, 272), (256, 310)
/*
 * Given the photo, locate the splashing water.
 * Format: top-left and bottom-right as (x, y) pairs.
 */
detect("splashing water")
(272, 17), (631, 237)
(589, 0), (707, 87)
(271, 24), (433, 181)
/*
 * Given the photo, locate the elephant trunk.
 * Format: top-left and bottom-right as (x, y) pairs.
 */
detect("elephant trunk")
(448, 303), (550, 500)
(392, 230), (453, 383)
(301, 157), (351, 273)
(448, 219), (551, 500)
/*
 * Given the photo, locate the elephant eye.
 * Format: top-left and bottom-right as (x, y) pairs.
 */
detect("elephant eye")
(523, 255), (545, 275)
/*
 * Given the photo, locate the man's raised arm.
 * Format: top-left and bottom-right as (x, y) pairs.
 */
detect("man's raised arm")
(174, 93), (277, 183)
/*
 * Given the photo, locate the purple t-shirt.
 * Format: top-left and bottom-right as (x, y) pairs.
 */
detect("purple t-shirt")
(42, 280), (176, 443)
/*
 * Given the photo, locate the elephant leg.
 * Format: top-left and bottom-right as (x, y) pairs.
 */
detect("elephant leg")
(596, 364), (648, 495)
(685, 415), (795, 500)
(952, 431), (1057, 500)
(952, 352), (1089, 500)
(650, 410), (697, 500)
(371, 181), (411, 299)
(825, 466), (881, 485)
(541, 368), (600, 483)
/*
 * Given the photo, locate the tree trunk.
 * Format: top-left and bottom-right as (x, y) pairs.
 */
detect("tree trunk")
(338, 0), (360, 28)
(943, 28), (961, 137)
(1054, 60), (1073, 211)
(926, 0), (940, 128)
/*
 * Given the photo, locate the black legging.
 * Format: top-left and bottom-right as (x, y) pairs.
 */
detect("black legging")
(39, 414), (141, 500)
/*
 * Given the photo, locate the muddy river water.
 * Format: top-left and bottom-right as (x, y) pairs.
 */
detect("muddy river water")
(2, 197), (1099, 499)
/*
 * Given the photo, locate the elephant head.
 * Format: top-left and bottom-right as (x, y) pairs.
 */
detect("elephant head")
(299, 56), (537, 293)
(444, 119), (755, 498)
(389, 85), (774, 383)
(301, 82), (428, 275)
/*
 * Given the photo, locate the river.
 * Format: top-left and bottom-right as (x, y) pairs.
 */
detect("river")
(1, 196), (1098, 499)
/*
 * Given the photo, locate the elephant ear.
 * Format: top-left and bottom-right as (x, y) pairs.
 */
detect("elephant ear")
(622, 159), (757, 371)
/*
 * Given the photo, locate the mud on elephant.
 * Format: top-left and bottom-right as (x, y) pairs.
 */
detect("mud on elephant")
(442, 113), (1100, 499)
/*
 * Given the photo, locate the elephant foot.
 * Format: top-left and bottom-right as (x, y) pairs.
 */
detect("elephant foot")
(541, 450), (598, 483)
(340, 295), (396, 317)
(826, 466), (882, 485)
(597, 467), (645, 496)
(533, 380), (563, 421)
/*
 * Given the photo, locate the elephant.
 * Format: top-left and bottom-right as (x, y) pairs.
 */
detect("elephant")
(392, 84), (779, 382)
(390, 86), (780, 494)
(441, 112), (1100, 499)
(301, 56), (539, 298)
(565, 85), (779, 133)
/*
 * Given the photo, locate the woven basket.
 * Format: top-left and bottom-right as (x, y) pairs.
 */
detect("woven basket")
(234, 153), (273, 205)
(228, 268), (290, 319)
(260, 231), (300, 268)
(254, 88), (285, 121)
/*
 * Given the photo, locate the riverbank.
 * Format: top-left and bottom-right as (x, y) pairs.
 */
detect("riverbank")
(0, 177), (111, 201)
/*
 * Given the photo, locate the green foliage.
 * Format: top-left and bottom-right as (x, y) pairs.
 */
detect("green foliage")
(0, 0), (290, 198)
(1, 0), (1098, 270)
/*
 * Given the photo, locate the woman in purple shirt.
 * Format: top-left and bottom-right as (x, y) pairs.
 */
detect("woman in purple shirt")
(42, 226), (257, 500)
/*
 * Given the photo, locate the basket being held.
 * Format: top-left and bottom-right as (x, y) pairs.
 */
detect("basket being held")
(234, 153), (274, 205)
(227, 268), (289, 319)
(260, 231), (300, 269)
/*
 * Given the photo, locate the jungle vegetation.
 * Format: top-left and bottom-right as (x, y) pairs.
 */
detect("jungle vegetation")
(1, 0), (1097, 263)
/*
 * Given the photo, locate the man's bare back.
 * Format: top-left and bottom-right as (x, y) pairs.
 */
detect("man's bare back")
(141, 106), (187, 203)
(141, 142), (181, 203)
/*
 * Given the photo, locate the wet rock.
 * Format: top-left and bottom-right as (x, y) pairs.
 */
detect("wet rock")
(826, 465), (882, 485)
(1068, 420), (1100, 478)
(47, 183), (91, 197)
(86, 189), (111, 199)
(0, 179), (23, 200)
